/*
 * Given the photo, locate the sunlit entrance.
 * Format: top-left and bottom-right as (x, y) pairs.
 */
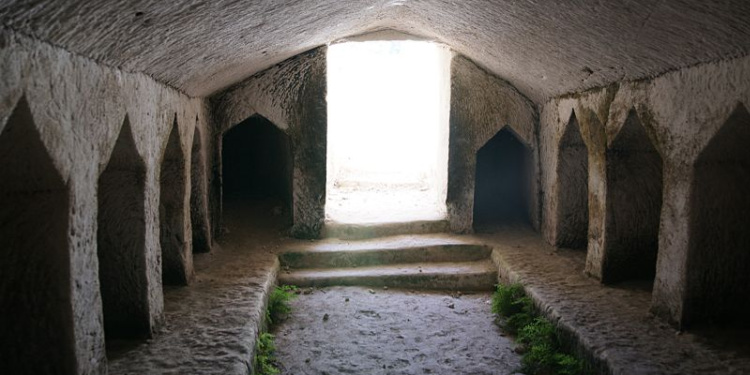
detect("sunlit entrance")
(325, 40), (451, 224)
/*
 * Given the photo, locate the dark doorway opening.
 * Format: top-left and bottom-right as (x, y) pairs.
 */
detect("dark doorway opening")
(556, 112), (589, 249)
(97, 117), (152, 342)
(222, 115), (293, 226)
(602, 110), (663, 284)
(0, 97), (76, 374)
(685, 104), (750, 327)
(473, 127), (532, 232)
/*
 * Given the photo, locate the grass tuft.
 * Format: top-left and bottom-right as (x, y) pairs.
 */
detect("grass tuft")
(255, 284), (298, 375)
(492, 283), (590, 375)
(491, 283), (534, 333)
(266, 285), (298, 325)
(254, 332), (279, 375)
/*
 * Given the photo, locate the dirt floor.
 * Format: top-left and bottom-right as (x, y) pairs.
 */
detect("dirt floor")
(273, 286), (522, 375)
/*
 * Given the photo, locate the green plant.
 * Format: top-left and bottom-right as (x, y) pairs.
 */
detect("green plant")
(266, 285), (298, 325)
(491, 283), (528, 316)
(553, 353), (586, 375)
(492, 283), (534, 333)
(518, 317), (557, 348)
(518, 318), (559, 374)
(491, 283), (590, 375)
(254, 332), (280, 375)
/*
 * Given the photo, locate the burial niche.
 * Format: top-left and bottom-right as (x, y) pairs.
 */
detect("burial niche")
(685, 104), (750, 326)
(556, 112), (589, 249)
(473, 127), (532, 231)
(98, 117), (152, 340)
(602, 110), (663, 284)
(222, 115), (293, 221)
(190, 126), (211, 253)
(0, 97), (76, 374)
(160, 120), (190, 285)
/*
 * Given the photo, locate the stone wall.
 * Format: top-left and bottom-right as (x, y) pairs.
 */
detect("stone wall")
(447, 55), (539, 233)
(0, 28), (210, 374)
(211, 48), (327, 239)
(539, 55), (750, 327)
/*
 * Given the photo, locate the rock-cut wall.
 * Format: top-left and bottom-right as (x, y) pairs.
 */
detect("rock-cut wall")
(539, 54), (750, 327)
(0, 28), (210, 374)
(211, 48), (327, 239)
(447, 55), (539, 233)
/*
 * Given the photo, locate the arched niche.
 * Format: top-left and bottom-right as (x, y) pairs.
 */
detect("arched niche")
(160, 118), (191, 285)
(473, 126), (532, 231)
(190, 125), (211, 253)
(601, 110), (663, 284)
(556, 112), (589, 249)
(685, 104), (750, 326)
(97, 116), (152, 339)
(221, 114), (293, 225)
(0, 97), (76, 374)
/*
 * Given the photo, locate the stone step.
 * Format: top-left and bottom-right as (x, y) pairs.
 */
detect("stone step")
(321, 219), (450, 240)
(280, 235), (492, 269)
(277, 260), (498, 291)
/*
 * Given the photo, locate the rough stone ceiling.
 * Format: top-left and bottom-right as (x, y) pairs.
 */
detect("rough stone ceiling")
(1, 0), (749, 102)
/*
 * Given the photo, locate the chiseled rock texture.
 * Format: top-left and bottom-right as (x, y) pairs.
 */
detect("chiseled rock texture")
(0, 27), (210, 374)
(447, 55), (538, 233)
(539, 54), (750, 327)
(1, 1), (749, 102)
(483, 229), (750, 375)
(1, 1), (750, 374)
(211, 48), (328, 238)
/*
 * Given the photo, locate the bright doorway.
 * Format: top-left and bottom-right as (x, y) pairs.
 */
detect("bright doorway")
(325, 40), (451, 224)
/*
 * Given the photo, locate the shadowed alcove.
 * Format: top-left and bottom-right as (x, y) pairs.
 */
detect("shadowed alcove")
(556, 112), (589, 249)
(222, 115), (293, 225)
(685, 104), (750, 327)
(160, 120), (190, 285)
(191, 125), (211, 253)
(0, 97), (75, 374)
(97, 117), (151, 340)
(473, 127), (532, 232)
(602, 110), (663, 284)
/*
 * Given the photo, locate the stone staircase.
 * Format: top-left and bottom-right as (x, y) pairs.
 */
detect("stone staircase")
(277, 231), (498, 291)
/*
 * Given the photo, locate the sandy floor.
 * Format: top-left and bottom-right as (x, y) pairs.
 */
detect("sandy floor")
(273, 286), (522, 375)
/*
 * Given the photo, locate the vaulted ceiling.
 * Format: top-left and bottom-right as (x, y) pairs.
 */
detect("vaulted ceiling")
(1, 0), (749, 102)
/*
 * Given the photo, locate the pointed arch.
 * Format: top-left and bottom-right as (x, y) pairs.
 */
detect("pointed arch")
(97, 115), (152, 339)
(0, 97), (76, 373)
(160, 117), (191, 285)
(221, 114), (293, 223)
(685, 103), (750, 326)
(602, 109), (663, 283)
(190, 125), (211, 253)
(473, 126), (532, 231)
(556, 111), (589, 248)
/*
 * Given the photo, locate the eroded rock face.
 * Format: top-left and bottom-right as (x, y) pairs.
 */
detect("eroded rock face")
(539, 54), (750, 327)
(0, 28), (209, 373)
(1, 2), (749, 372)
(447, 55), (538, 233)
(1, 1), (748, 101)
(212, 49), (328, 239)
